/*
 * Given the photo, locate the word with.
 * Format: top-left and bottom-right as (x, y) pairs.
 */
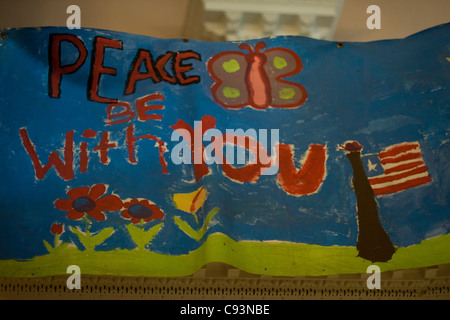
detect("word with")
(48, 34), (201, 102)
(19, 124), (168, 181)
(366, 265), (381, 289)
(66, 265), (81, 289)
(66, 5), (81, 30)
(171, 115), (327, 197)
(367, 5), (381, 30)
(171, 122), (279, 176)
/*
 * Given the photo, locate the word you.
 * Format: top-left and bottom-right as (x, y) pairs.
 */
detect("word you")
(170, 115), (327, 196)
(171, 123), (280, 176)
(19, 113), (327, 197)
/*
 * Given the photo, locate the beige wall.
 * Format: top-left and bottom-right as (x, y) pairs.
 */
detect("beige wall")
(0, 0), (190, 38)
(1, 0), (449, 41)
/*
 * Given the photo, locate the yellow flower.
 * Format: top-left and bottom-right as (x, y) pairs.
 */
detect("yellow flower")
(173, 187), (207, 223)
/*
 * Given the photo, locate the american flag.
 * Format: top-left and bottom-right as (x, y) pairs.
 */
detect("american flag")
(362, 142), (432, 195)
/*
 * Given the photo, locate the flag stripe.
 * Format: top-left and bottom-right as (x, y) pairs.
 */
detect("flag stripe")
(372, 175), (432, 195)
(368, 141), (432, 195)
(378, 142), (420, 158)
(382, 157), (424, 171)
(380, 152), (422, 165)
(383, 160), (425, 174)
(368, 165), (428, 185)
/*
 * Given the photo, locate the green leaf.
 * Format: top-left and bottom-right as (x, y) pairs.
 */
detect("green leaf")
(90, 227), (115, 247)
(126, 223), (163, 251)
(52, 242), (70, 254)
(126, 224), (144, 250)
(174, 207), (220, 241)
(43, 240), (53, 253)
(69, 226), (114, 251)
(143, 223), (164, 245)
(69, 226), (86, 239)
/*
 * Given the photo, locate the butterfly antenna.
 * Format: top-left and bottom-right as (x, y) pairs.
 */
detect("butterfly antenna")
(238, 43), (254, 53)
(254, 42), (266, 53)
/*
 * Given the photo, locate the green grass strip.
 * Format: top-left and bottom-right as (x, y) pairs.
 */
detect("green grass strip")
(0, 233), (449, 278)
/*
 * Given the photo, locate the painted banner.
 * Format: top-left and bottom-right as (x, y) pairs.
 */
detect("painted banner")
(0, 24), (449, 278)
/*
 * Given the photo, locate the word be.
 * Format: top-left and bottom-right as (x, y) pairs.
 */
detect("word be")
(366, 5), (381, 30)
(66, 5), (81, 30)
(48, 34), (201, 102)
(106, 93), (165, 125)
(66, 265), (81, 289)
(366, 265), (381, 289)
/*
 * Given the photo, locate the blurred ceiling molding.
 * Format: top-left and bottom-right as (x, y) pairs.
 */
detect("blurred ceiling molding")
(182, 0), (345, 41)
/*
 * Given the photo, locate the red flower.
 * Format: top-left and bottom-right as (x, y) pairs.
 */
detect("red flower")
(122, 199), (164, 224)
(50, 223), (64, 235)
(54, 184), (123, 221)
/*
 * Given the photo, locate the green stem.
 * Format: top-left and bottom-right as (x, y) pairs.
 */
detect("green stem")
(191, 211), (199, 225)
(139, 219), (144, 251)
(84, 213), (92, 237)
(53, 234), (60, 248)
(174, 207), (220, 241)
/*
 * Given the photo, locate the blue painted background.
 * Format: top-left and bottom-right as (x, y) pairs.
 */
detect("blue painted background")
(0, 24), (449, 260)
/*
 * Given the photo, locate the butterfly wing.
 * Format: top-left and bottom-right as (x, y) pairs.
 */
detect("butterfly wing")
(207, 51), (249, 109)
(263, 48), (307, 108)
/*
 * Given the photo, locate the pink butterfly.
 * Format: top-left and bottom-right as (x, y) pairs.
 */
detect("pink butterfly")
(207, 42), (307, 110)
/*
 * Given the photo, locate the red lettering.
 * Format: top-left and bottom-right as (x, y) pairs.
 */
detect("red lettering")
(276, 144), (327, 196)
(82, 129), (98, 138)
(155, 52), (177, 84)
(79, 142), (89, 173)
(87, 36), (123, 103)
(93, 131), (117, 164)
(48, 34), (87, 98)
(220, 134), (271, 183)
(174, 51), (201, 85)
(170, 115), (216, 181)
(79, 129), (98, 173)
(106, 101), (135, 125)
(136, 93), (164, 121)
(19, 128), (74, 180)
(124, 49), (161, 95)
(169, 115), (327, 195)
(126, 124), (168, 174)
(80, 130), (98, 173)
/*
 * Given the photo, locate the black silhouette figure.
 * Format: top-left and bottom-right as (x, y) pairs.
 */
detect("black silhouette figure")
(339, 141), (395, 262)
